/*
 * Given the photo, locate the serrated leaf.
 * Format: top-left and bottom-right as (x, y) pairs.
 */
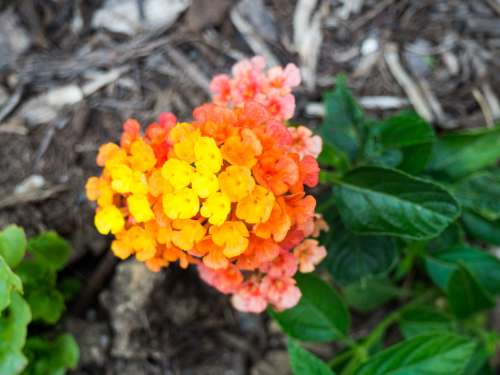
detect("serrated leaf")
(354, 333), (477, 375)
(0, 225), (27, 269)
(453, 172), (500, 221)
(446, 265), (495, 318)
(428, 126), (500, 179)
(28, 232), (70, 271)
(326, 231), (397, 285)
(462, 210), (500, 246)
(27, 289), (65, 325)
(0, 292), (31, 375)
(288, 340), (335, 375)
(321, 75), (364, 160)
(270, 273), (350, 342)
(23, 334), (79, 375)
(334, 166), (461, 239)
(399, 307), (454, 339)
(0, 257), (23, 314)
(343, 277), (405, 313)
(425, 246), (500, 295)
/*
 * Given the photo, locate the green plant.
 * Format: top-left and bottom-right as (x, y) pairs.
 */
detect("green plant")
(0, 225), (79, 375)
(273, 75), (500, 374)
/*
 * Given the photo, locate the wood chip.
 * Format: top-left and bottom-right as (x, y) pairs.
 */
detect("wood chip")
(0, 184), (68, 209)
(384, 43), (434, 122)
(230, 2), (279, 67)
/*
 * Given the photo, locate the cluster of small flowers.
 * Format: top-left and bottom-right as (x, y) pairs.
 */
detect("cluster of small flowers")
(86, 57), (327, 313)
(210, 56), (301, 121)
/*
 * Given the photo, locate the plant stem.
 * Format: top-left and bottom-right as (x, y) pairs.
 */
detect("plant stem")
(327, 348), (354, 368)
(334, 289), (439, 375)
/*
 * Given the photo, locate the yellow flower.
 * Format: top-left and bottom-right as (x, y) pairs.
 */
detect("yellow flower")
(109, 164), (133, 193)
(129, 226), (157, 261)
(195, 136), (222, 173)
(109, 164), (148, 194)
(162, 187), (199, 219)
(236, 185), (275, 224)
(127, 194), (154, 223)
(218, 165), (255, 202)
(86, 177), (115, 207)
(161, 158), (194, 189)
(111, 239), (132, 259)
(129, 139), (156, 172)
(170, 123), (200, 163)
(171, 219), (206, 250)
(192, 170), (219, 198)
(94, 205), (125, 235)
(210, 221), (249, 257)
(200, 192), (231, 226)
(148, 169), (173, 197)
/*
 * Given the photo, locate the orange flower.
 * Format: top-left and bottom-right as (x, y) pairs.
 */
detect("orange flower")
(87, 63), (324, 315)
(254, 198), (291, 242)
(253, 149), (299, 195)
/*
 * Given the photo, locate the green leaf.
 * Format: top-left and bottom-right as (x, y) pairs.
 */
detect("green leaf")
(424, 256), (455, 291)
(334, 166), (461, 239)
(343, 277), (405, 313)
(0, 225), (27, 269)
(326, 231), (397, 285)
(462, 210), (500, 246)
(0, 257), (23, 314)
(427, 223), (464, 252)
(288, 340), (335, 375)
(23, 334), (79, 375)
(453, 172), (500, 221)
(318, 142), (350, 172)
(428, 126), (500, 179)
(463, 345), (491, 375)
(321, 75), (364, 160)
(399, 307), (454, 339)
(446, 265), (495, 318)
(26, 289), (65, 325)
(354, 333), (477, 375)
(16, 260), (57, 290)
(378, 111), (435, 148)
(0, 292), (31, 375)
(376, 111), (435, 173)
(270, 273), (350, 342)
(426, 246), (500, 294)
(28, 232), (70, 271)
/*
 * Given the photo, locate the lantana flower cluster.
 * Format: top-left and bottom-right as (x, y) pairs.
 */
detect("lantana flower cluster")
(86, 57), (327, 313)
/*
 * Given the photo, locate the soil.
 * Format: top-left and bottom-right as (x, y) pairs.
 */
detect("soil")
(0, 0), (499, 374)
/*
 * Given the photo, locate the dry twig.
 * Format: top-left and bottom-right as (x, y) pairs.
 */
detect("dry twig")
(0, 184), (68, 209)
(384, 43), (434, 122)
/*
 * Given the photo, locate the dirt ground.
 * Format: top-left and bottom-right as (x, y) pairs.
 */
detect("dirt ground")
(0, 0), (499, 374)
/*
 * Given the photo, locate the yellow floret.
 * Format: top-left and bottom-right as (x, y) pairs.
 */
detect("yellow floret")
(200, 192), (231, 226)
(171, 219), (206, 250)
(210, 221), (249, 258)
(236, 185), (275, 224)
(129, 139), (156, 172)
(170, 123), (200, 163)
(127, 194), (154, 223)
(162, 187), (199, 219)
(192, 170), (219, 198)
(94, 205), (125, 235)
(161, 158), (194, 189)
(194, 136), (223, 173)
(218, 165), (255, 202)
